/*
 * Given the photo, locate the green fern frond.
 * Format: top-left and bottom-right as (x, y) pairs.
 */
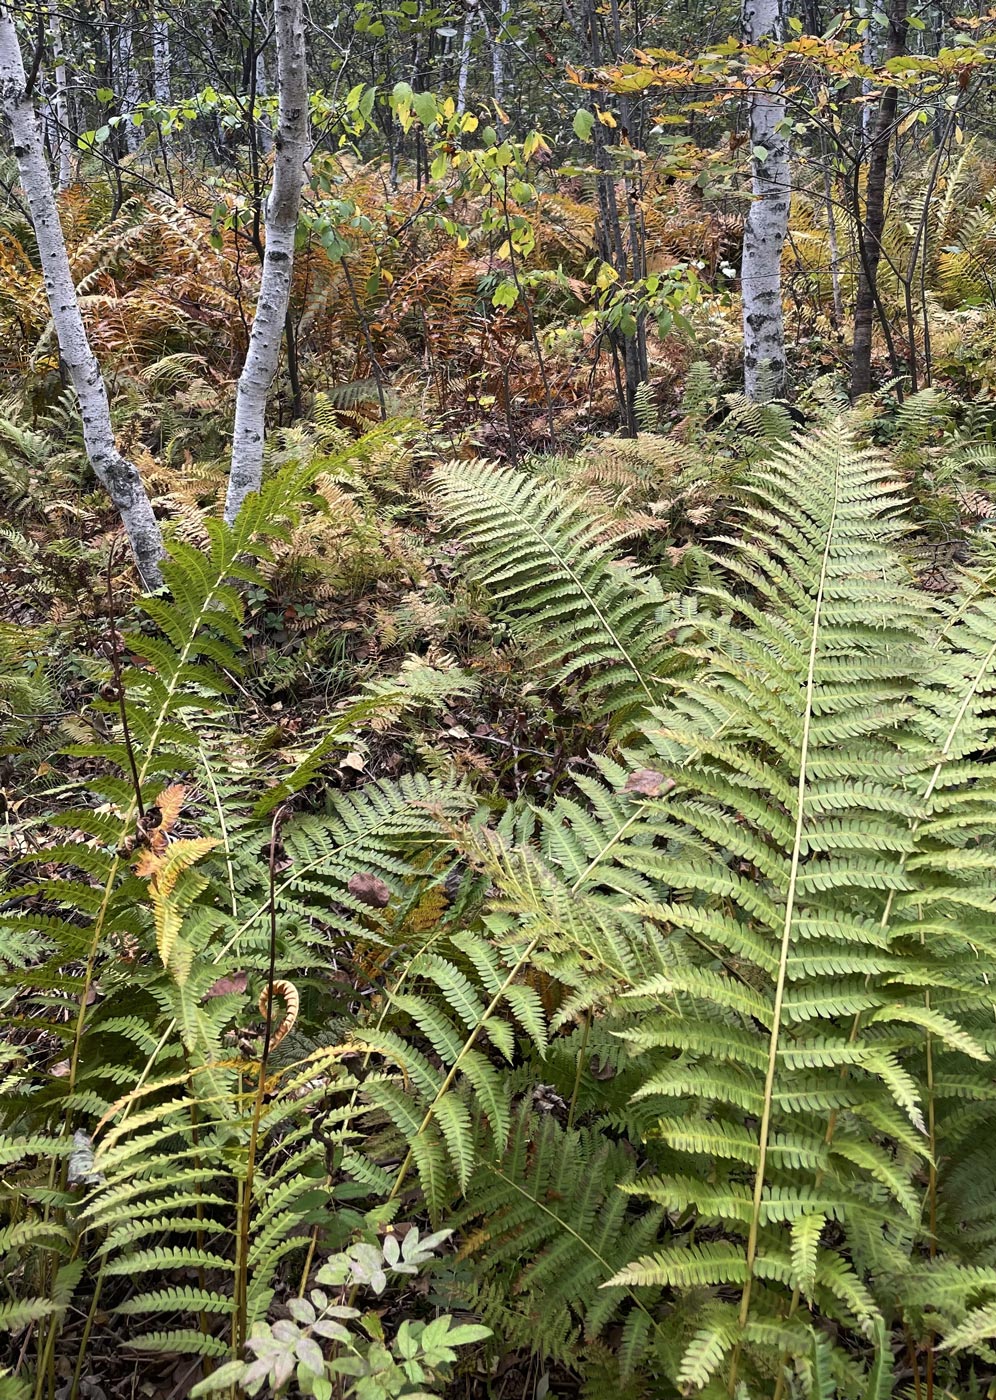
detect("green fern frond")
(474, 417), (996, 1395)
(431, 460), (673, 730)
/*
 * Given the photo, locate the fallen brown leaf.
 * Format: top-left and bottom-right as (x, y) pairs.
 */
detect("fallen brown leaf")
(348, 871), (391, 908)
(622, 768), (676, 798)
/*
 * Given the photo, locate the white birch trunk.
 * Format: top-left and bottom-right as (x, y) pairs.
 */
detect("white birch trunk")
(49, 5), (72, 189)
(152, 13), (171, 106)
(224, 0), (308, 525)
(116, 22), (141, 152)
(455, 0), (476, 116)
(741, 0), (790, 400)
(255, 48), (273, 156)
(490, 0), (507, 112)
(0, 5), (164, 587)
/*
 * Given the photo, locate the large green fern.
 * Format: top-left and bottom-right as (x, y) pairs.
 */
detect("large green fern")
(464, 420), (996, 1396)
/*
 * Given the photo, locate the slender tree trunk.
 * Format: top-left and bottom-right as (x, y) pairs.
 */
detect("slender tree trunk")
(0, 4), (164, 586)
(610, 0), (649, 397)
(455, 0), (475, 116)
(850, 0), (908, 398)
(152, 12), (170, 106)
(822, 151), (844, 323)
(151, 9), (171, 170)
(224, 0), (308, 525)
(859, 0), (876, 132)
(117, 20), (142, 153)
(741, 0), (790, 401)
(490, 0), (507, 112)
(255, 49), (273, 154)
(48, 5), (72, 189)
(580, 0), (639, 432)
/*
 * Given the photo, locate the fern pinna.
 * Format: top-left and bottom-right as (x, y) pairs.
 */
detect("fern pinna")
(441, 424), (996, 1396)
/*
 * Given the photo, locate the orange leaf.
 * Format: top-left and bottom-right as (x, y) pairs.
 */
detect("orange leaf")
(134, 849), (163, 879)
(155, 784), (187, 832)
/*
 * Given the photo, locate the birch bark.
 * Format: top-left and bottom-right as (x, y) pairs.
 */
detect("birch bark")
(152, 12), (170, 106)
(48, 5), (72, 189)
(0, 4), (164, 587)
(224, 0), (308, 525)
(255, 49), (273, 156)
(455, 0), (476, 117)
(741, 0), (790, 400)
(490, 0), (508, 112)
(116, 21), (142, 153)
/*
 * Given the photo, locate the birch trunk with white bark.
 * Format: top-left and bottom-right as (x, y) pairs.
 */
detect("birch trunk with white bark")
(224, 0), (308, 525)
(455, 0), (476, 117)
(48, 5), (72, 189)
(116, 22), (142, 153)
(741, 0), (790, 401)
(152, 13), (171, 106)
(0, 4), (164, 587)
(490, 0), (507, 113)
(255, 49), (273, 156)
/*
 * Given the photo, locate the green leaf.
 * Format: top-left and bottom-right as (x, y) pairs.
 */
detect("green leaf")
(189, 1361), (248, 1396)
(572, 108), (595, 142)
(491, 279), (518, 309)
(412, 91), (437, 127)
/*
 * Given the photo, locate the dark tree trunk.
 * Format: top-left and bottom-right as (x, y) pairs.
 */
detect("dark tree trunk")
(850, 0), (909, 398)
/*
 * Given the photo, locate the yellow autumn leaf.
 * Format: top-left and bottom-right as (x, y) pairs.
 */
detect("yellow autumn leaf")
(153, 897), (183, 972)
(149, 837), (219, 902)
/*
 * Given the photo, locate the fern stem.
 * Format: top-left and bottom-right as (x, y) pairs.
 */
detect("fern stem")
(296, 1226), (321, 1298)
(234, 806), (286, 1352)
(731, 462), (841, 1391)
(198, 741), (239, 917)
(68, 1263), (107, 1400)
(566, 1011), (591, 1130)
(87, 554), (246, 1116)
(34, 854), (122, 1400)
(575, 807), (646, 889)
(924, 1005), (937, 1400)
(105, 545), (145, 819)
